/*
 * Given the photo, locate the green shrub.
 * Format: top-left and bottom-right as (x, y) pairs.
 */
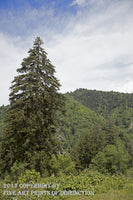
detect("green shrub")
(17, 169), (41, 184)
(10, 161), (28, 181)
(50, 154), (75, 176)
(90, 144), (130, 174)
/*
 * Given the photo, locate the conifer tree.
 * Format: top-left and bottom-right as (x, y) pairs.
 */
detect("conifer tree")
(0, 37), (65, 177)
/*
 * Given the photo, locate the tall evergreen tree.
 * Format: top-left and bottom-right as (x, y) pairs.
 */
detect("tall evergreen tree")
(0, 37), (65, 177)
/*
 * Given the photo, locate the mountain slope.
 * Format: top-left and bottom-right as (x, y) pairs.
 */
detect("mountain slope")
(67, 88), (133, 129)
(59, 94), (105, 151)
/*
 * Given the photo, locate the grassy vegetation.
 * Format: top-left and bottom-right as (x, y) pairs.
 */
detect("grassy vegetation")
(0, 169), (133, 200)
(65, 191), (133, 200)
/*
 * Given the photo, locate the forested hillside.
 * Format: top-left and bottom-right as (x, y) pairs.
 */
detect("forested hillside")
(66, 89), (133, 170)
(68, 88), (133, 120)
(58, 95), (104, 152)
(67, 88), (133, 130)
(1, 89), (133, 172)
(0, 88), (133, 199)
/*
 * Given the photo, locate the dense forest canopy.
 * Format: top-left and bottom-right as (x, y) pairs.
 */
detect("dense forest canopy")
(0, 88), (133, 176)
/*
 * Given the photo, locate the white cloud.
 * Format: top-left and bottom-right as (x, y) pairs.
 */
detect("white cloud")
(0, 0), (133, 105)
(0, 33), (32, 105)
(47, 0), (133, 93)
(71, 0), (87, 6)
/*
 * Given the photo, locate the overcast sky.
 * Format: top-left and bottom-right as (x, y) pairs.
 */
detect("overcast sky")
(0, 0), (133, 105)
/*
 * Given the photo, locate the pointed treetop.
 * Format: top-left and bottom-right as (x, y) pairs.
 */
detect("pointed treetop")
(33, 37), (44, 47)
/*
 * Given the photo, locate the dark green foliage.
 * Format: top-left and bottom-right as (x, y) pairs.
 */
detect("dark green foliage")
(0, 37), (65, 177)
(71, 124), (105, 170)
(50, 154), (75, 176)
(103, 118), (118, 145)
(0, 105), (8, 142)
(68, 88), (133, 127)
(59, 95), (104, 152)
(0, 86), (133, 176)
(68, 88), (133, 110)
(68, 88), (133, 169)
(90, 144), (130, 174)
